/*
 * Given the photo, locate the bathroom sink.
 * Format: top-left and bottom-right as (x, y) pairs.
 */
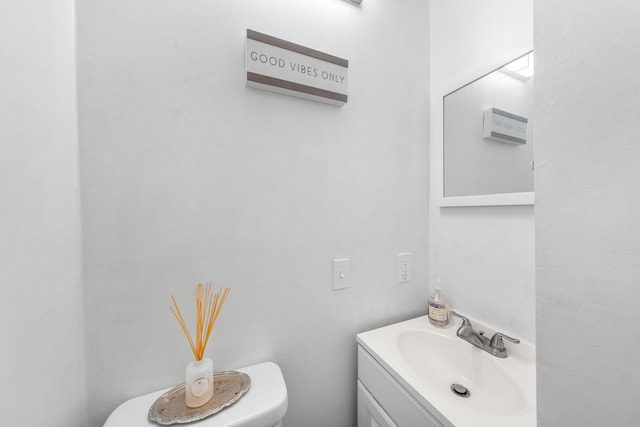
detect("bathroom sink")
(357, 316), (536, 427)
(396, 330), (527, 415)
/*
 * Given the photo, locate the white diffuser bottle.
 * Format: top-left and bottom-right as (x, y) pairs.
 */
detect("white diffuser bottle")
(170, 284), (230, 409)
(185, 357), (214, 408)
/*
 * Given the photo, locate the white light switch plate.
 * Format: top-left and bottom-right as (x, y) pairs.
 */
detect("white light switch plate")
(332, 258), (350, 290)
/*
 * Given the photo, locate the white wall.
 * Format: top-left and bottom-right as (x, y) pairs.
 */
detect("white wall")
(535, 1), (640, 424)
(429, 0), (535, 341)
(77, 0), (430, 425)
(0, 1), (87, 425)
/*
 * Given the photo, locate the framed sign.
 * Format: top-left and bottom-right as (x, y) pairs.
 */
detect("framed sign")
(245, 29), (349, 105)
(483, 107), (528, 145)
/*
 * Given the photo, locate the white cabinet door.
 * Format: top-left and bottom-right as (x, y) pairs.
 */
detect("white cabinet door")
(357, 381), (397, 427)
(358, 346), (447, 427)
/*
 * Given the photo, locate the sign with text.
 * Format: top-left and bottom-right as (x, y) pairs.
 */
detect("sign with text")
(245, 29), (348, 106)
(483, 108), (528, 145)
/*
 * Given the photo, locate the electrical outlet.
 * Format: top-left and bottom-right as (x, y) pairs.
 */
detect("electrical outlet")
(397, 253), (412, 282)
(332, 258), (350, 290)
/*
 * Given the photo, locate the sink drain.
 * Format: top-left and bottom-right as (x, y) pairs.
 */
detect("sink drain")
(450, 383), (471, 398)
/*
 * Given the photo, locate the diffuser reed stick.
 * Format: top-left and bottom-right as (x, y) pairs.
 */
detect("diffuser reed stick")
(170, 284), (230, 361)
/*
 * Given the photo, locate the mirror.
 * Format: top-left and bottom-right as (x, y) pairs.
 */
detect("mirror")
(442, 52), (534, 206)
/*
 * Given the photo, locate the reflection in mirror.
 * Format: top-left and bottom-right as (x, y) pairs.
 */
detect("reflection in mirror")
(443, 52), (534, 200)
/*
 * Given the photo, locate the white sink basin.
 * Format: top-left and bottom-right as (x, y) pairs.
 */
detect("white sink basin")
(397, 329), (527, 415)
(357, 316), (536, 427)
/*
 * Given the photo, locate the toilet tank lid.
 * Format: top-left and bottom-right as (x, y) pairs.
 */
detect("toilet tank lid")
(103, 361), (288, 427)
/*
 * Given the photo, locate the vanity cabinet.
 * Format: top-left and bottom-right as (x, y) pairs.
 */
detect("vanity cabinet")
(357, 346), (445, 427)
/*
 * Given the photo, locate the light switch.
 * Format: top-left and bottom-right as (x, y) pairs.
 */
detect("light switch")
(332, 258), (350, 290)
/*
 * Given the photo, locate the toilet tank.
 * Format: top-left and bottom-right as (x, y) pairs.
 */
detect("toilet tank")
(104, 362), (287, 427)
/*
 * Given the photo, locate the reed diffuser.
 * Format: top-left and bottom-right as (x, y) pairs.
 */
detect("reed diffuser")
(170, 283), (230, 408)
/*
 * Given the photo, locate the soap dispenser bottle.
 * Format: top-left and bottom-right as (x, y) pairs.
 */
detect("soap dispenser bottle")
(428, 286), (449, 327)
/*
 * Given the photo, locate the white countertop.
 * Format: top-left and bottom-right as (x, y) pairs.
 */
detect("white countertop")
(357, 316), (536, 427)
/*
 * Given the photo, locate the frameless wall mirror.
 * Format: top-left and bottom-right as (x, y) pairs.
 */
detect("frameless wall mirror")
(442, 52), (534, 207)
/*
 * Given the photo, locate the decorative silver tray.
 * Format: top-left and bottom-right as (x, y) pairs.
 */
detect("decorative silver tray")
(149, 371), (251, 425)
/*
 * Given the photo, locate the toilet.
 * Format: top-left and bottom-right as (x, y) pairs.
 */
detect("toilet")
(104, 361), (287, 427)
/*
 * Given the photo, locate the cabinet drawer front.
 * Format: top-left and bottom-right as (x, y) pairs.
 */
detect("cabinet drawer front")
(358, 381), (397, 427)
(358, 346), (445, 427)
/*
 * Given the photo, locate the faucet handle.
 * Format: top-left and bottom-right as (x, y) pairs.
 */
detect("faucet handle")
(450, 311), (472, 328)
(489, 332), (520, 350)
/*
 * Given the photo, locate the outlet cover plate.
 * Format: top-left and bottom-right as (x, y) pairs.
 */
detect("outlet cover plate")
(397, 253), (412, 282)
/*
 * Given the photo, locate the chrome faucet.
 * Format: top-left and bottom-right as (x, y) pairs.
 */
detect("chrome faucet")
(450, 311), (520, 358)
